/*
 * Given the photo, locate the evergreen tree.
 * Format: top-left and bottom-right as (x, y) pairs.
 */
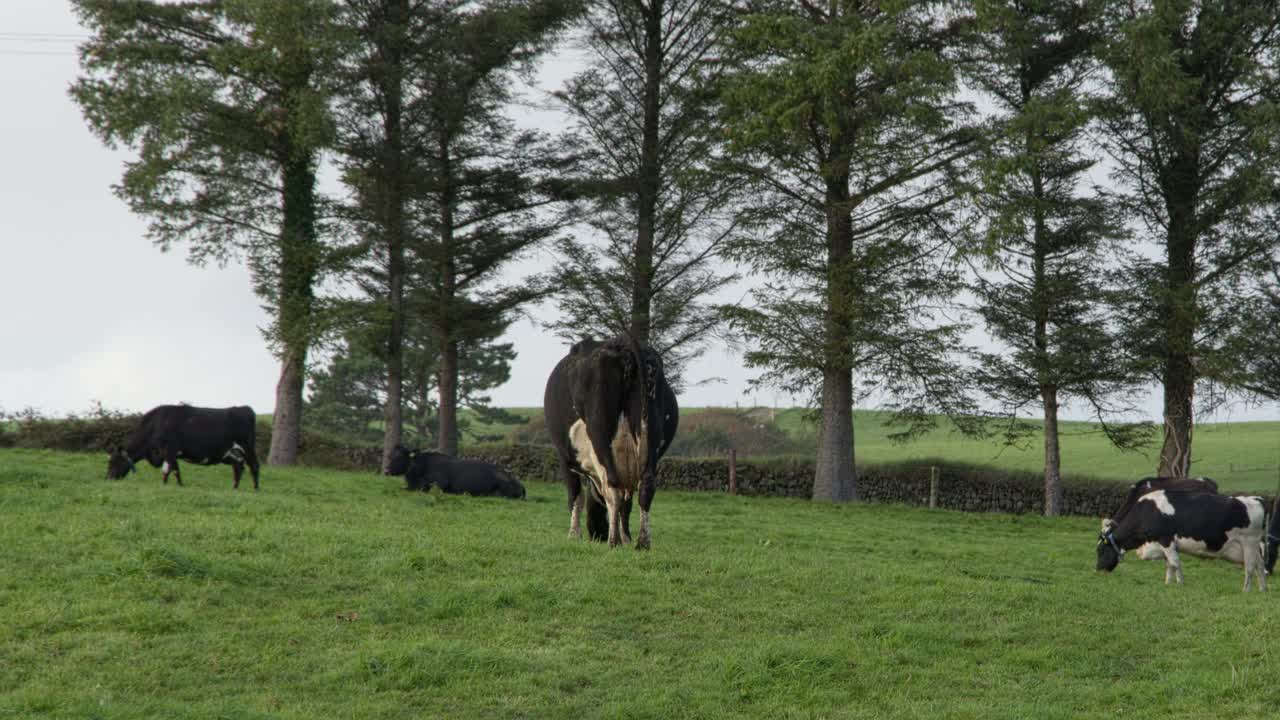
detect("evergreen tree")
(71, 0), (346, 465)
(547, 0), (740, 382)
(401, 0), (578, 456)
(1095, 0), (1280, 476)
(306, 326), (520, 446)
(719, 0), (980, 502)
(336, 0), (420, 469)
(962, 0), (1149, 515)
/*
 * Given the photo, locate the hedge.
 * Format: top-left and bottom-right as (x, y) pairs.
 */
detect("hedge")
(5, 412), (1266, 519)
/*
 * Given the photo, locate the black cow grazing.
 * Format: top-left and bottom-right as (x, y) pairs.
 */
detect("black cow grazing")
(385, 445), (525, 498)
(1097, 490), (1268, 591)
(106, 405), (260, 489)
(544, 336), (678, 549)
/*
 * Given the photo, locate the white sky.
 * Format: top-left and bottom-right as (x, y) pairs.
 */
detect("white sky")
(0, 2), (1274, 425)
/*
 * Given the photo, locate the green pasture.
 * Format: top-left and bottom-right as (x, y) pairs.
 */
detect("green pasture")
(3, 448), (1278, 719)
(818, 410), (1280, 492)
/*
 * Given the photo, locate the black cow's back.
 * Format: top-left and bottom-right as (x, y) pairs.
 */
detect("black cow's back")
(128, 404), (256, 465)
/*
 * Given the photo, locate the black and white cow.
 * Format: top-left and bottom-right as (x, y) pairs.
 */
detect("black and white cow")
(1108, 476), (1220, 561)
(544, 336), (678, 549)
(385, 445), (525, 498)
(1097, 490), (1268, 591)
(106, 404), (260, 489)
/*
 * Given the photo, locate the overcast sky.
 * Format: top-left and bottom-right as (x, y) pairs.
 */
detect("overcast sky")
(1, 2), (1275, 425)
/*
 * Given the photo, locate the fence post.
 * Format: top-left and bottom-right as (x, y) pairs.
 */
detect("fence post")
(929, 465), (939, 509)
(728, 448), (737, 495)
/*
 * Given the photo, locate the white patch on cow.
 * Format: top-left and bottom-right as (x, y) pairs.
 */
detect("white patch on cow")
(568, 419), (606, 497)
(222, 442), (245, 462)
(161, 460), (171, 475)
(1139, 490), (1175, 516)
(1238, 496), (1266, 531)
(1135, 542), (1164, 561)
(610, 412), (647, 495)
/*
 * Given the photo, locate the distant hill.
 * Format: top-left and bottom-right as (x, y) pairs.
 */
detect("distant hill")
(486, 406), (1280, 491)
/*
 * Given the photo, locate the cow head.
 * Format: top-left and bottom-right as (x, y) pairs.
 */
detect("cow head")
(1096, 519), (1123, 572)
(386, 445), (414, 476)
(105, 446), (136, 480)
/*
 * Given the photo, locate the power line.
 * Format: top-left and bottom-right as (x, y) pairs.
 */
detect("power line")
(0, 32), (88, 40)
(0, 50), (78, 57)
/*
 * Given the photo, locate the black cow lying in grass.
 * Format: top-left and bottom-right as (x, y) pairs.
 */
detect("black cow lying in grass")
(106, 404), (260, 489)
(385, 446), (525, 499)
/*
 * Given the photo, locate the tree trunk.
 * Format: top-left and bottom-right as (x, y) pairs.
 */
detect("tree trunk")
(1158, 357), (1195, 477)
(813, 366), (857, 502)
(629, 0), (663, 344)
(1028, 144), (1061, 515)
(379, 1), (409, 472)
(383, 262), (405, 469)
(813, 169), (857, 502)
(438, 336), (459, 456)
(1157, 158), (1199, 478)
(1042, 389), (1063, 516)
(267, 147), (319, 466)
(437, 136), (459, 457)
(269, 349), (306, 465)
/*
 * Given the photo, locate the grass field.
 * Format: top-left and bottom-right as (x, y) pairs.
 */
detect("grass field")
(3, 448), (1278, 719)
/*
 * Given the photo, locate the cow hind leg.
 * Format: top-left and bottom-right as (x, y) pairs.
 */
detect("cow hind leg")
(603, 487), (625, 547)
(247, 453), (260, 490)
(1159, 542), (1183, 585)
(1244, 541), (1266, 593)
(618, 494), (632, 545)
(635, 476), (656, 550)
(232, 462), (243, 490)
(569, 492), (585, 538)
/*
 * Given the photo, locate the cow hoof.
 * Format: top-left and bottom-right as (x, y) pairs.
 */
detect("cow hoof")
(634, 538), (650, 551)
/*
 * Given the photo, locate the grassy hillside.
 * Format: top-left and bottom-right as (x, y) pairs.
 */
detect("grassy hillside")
(483, 406), (1280, 492)
(3, 449), (1278, 719)
(770, 409), (1280, 491)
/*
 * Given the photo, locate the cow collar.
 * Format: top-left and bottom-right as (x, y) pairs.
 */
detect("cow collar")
(1102, 530), (1124, 559)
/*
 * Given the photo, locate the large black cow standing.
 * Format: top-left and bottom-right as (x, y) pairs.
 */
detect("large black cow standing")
(1097, 489), (1268, 591)
(106, 405), (260, 489)
(385, 445), (525, 498)
(545, 337), (678, 548)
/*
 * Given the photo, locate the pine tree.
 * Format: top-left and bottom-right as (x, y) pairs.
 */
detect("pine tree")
(547, 0), (740, 382)
(71, 0), (346, 465)
(405, 0), (579, 455)
(1095, 0), (1280, 476)
(719, 0), (980, 502)
(962, 0), (1149, 515)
